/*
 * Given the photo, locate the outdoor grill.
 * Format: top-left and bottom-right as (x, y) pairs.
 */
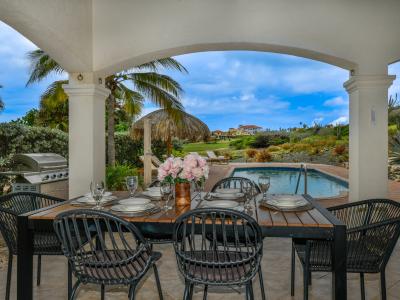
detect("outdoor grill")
(0, 153), (69, 199)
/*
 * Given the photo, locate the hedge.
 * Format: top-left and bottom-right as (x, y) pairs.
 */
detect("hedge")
(0, 123), (166, 169)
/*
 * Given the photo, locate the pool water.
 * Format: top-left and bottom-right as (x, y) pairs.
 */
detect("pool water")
(232, 167), (348, 198)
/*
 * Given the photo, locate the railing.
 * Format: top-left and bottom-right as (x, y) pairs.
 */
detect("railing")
(295, 163), (308, 194)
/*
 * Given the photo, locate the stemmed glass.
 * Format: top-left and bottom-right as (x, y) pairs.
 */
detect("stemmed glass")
(90, 181), (105, 210)
(258, 176), (271, 201)
(160, 181), (173, 211)
(126, 176), (138, 198)
(242, 183), (254, 212)
(196, 180), (205, 200)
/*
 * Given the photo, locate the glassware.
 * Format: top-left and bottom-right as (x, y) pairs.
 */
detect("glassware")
(126, 176), (138, 198)
(160, 181), (173, 211)
(258, 176), (271, 201)
(196, 180), (205, 200)
(90, 181), (105, 210)
(242, 183), (253, 212)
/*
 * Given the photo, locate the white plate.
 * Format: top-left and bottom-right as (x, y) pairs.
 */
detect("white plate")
(215, 188), (241, 194)
(85, 191), (112, 198)
(119, 198), (151, 205)
(267, 199), (308, 208)
(75, 196), (115, 205)
(146, 187), (160, 192)
(212, 192), (244, 200)
(142, 190), (162, 198)
(111, 202), (156, 213)
(203, 200), (239, 209)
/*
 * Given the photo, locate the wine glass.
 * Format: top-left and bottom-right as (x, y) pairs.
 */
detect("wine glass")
(196, 180), (205, 200)
(242, 183), (253, 212)
(90, 181), (105, 210)
(126, 176), (138, 198)
(160, 181), (172, 211)
(258, 176), (271, 201)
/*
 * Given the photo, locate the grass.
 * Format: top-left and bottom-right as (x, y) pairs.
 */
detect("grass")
(182, 139), (237, 154)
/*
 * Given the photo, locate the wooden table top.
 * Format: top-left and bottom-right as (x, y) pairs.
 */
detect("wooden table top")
(28, 191), (333, 228)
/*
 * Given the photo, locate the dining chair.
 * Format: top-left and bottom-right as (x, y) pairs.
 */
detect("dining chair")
(53, 209), (163, 300)
(173, 208), (264, 300)
(0, 192), (68, 300)
(291, 199), (400, 300)
(211, 176), (261, 194)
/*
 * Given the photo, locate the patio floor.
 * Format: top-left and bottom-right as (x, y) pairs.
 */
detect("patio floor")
(1, 238), (400, 299)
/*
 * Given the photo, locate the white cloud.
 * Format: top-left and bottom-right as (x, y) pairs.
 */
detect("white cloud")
(330, 116), (348, 125)
(323, 96), (348, 107)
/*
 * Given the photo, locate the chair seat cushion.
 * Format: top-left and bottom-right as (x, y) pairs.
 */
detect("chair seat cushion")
(181, 250), (254, 284)
(74, 249), (152, 285)
(294, 238), (383, 273)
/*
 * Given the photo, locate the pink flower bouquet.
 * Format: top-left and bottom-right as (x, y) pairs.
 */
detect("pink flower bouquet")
(158, 154), (209, 184)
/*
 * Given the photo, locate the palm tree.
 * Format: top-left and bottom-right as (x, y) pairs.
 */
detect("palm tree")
(26, 49), (187, 166)
(0, 84), (4, 113)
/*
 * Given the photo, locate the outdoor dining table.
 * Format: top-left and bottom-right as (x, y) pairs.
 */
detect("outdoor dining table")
(16, 192), (346, 300)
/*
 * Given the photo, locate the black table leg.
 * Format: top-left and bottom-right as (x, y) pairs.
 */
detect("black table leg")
(332, 223), (347, 300)
(17, 215), (34, 300)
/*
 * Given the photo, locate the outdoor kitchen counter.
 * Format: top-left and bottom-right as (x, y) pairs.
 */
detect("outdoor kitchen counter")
(17, 192), (346, 300)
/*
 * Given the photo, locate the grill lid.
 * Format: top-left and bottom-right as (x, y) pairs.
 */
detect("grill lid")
(13, 153), (68, 171)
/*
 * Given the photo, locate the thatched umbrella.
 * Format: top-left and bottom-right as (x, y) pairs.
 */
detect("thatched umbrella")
(131, 109), (210, 185)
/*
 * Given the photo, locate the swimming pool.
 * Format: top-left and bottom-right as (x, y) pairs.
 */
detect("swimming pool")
(231, 167), (348, 198)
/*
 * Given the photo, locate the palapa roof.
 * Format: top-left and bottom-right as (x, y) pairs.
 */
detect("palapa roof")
(130, 109), (210, 142)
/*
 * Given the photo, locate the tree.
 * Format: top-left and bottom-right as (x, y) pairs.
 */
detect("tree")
(26, 49), (187, 166)
(0, 84), (4, 113)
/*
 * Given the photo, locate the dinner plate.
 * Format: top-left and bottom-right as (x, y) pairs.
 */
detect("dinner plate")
(75, 196), (115, 205)
(203, 200), (239, 209)
(85, 191), (112, 198)
(146, 187), (160, 192)
(118, 198), (151, 205)
(142, 190), (162, 198)
(267, 199), (308, 208)
(215, 188), (241, 194)
(212, 192), (244, 200)
(111, 202), (156, 213)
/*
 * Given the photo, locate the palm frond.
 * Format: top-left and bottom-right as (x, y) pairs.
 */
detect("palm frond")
(130, 72), (184, 97)
(114, 83), (144, 117)
(40, 80), (68, 109)
(135, 57), (188, 73)
(0, 85), (4, 113)
(389, 94), (399, 113)
(26, 49), (65, 86)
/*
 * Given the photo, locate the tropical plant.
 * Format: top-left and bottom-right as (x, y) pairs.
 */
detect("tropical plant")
(26, 49), (187, 166)
(106, 164), (140, 191)
(0, 84), (4, 113)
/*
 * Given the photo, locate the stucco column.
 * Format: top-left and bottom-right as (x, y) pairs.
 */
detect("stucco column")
(143, 118), (152, 187)
(344, 74), (395, 201)
(63, 82), (111, 199)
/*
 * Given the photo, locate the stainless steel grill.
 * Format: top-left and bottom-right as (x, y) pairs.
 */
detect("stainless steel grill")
(0, 153), (69, 199)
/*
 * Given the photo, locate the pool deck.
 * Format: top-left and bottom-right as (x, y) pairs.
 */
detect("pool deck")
(205, 162), (400, 207)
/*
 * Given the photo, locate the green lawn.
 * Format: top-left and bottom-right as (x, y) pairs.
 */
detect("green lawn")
(182, 139), (234, 154)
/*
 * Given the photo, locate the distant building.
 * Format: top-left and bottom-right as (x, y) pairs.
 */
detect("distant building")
(212, 130), (224, 137)
(238, 125), (263, 135)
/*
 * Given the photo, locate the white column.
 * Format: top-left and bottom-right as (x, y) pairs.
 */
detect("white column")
(63, 82), (110, 199)
(143, 118), (152, 187)
(344, 74), (395, 201)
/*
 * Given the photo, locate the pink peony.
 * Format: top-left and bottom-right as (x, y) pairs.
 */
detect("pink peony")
(192, 167), (203, 180)
(183, 154), (198, 169)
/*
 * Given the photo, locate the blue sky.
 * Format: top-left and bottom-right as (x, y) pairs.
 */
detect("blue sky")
(1, 21), (400, 131)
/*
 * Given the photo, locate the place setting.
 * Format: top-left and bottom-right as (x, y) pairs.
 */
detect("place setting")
(257, 175), (312, 211)
(109, 176), (163, 216)
(72, 181), (117, 208)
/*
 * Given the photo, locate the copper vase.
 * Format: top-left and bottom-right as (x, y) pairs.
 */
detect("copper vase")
(175, 182), (191, 207)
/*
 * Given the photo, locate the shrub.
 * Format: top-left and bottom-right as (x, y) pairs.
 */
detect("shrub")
(291, 143), (311, 152)
(229, 136), (255, 149)
(246, 149), (258, 158)
(267, 145), (281, 152)
(255, 150), (272, 162)
(389, 124), (398, 137)
(250, 134), (272, 148)
(280, 143), (292, 150)
(333, 144), (347, 156)
(0, 123), (68, 162)
(106, 164), (140, 191)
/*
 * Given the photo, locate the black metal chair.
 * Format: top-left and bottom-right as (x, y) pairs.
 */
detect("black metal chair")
(173, 208), (264, 300)
(0, 192), (67, 300)
(211, 176), (261, 194)
(53, 209), (163, 300)
(291, 199), (400, 300)
(210, 176), (266, 299)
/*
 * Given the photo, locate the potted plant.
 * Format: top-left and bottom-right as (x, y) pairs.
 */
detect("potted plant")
(157, 154), (209, 206)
